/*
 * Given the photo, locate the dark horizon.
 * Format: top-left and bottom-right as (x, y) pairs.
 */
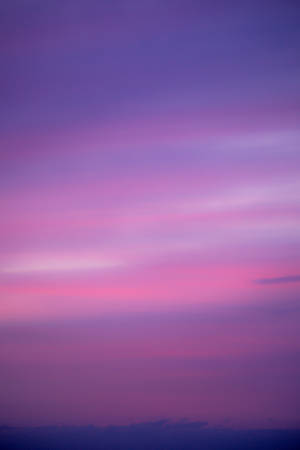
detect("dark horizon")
(1, 420), (300, 450)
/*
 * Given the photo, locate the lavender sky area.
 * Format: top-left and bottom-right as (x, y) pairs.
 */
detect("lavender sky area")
(0, 0), (300, 430)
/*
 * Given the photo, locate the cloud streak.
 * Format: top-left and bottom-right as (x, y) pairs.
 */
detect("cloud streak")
(255, 275), (300, 285)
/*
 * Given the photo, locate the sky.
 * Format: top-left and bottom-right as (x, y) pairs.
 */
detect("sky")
(0, 0), (300, 430)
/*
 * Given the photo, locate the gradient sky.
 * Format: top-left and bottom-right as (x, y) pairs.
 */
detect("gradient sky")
(0, 0), (300, 429)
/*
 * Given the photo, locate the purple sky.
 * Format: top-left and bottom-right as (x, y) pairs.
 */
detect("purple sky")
(0, 0), (300, 429)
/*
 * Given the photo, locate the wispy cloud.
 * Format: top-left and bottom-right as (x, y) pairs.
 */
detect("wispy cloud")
(254, 275), (300, 285)
(1, 255), (123, 274)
